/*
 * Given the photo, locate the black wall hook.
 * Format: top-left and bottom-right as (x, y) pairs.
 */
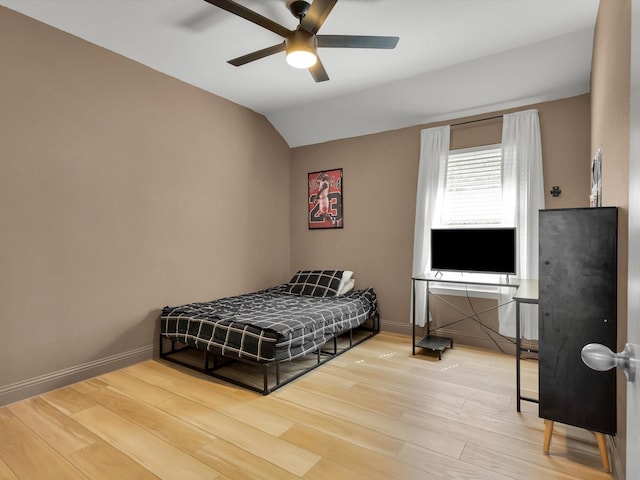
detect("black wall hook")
(550, 186), (562, 197)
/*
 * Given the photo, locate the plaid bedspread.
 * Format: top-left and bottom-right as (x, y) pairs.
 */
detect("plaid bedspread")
(161, 286), (377, 362)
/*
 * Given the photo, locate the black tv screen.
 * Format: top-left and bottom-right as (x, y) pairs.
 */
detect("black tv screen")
(430, 227), (517, 275)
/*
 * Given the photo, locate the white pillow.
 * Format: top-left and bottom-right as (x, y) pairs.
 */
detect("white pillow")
(338, 278), (355, 295)
(337, 271), (353, 295)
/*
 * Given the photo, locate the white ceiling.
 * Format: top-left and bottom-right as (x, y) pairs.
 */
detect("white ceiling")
(1, 0), (600, 147)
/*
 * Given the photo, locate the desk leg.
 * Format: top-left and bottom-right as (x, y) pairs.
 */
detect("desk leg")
(516, 299), (521, 412)
(425, 279), (429, 337)
(412, 279), (416, 355)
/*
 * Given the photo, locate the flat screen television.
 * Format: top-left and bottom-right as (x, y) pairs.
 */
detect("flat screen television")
(430, 227), (517, 275)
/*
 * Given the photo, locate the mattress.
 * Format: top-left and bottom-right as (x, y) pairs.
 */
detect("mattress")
(160, 285), (377, 363)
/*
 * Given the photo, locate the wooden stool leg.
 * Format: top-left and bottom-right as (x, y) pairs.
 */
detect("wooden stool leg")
(543, 420), (554, 454)
(594, 432), (611, 473)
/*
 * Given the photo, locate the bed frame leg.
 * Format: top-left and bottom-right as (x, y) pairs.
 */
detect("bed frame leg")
(159, 335), (174, 356)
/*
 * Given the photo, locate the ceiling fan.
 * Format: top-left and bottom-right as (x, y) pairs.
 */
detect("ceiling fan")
(203, 0), (399, 82)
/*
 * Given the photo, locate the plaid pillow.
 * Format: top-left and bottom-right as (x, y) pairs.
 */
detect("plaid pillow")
(283, 270), (344, 297)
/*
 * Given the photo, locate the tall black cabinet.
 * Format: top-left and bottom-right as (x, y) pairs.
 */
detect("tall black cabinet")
(538, 207), (617, 435)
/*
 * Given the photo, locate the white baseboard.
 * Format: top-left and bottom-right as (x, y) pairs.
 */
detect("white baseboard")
(0, 344), (154, 407)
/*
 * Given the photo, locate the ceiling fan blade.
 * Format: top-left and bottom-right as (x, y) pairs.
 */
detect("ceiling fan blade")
(228, 43), (286, 66)
(300, 0), (338, 34)
(203, 0), (291, 38)
(309, 56), (329, 82)
(318, 35), (399, 49)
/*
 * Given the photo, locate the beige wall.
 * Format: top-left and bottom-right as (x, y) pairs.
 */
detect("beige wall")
(591, 0), (631, 477)
(291, 95), (591, 341)
(0, 7), (291, 405)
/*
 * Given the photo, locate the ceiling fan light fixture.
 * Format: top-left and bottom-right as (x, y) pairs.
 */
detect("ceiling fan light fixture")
(286, 29), (317, 69)
(286, 47), (317, 69)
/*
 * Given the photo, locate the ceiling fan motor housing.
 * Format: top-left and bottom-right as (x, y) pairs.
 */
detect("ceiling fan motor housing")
(286, 28), (317, 56)
(286, 0), (311, 19)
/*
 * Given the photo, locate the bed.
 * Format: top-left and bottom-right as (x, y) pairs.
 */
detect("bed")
(159, 270), (379, 394)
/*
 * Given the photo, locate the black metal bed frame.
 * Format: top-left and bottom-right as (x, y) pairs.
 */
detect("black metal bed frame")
(159, 311), (380, 395)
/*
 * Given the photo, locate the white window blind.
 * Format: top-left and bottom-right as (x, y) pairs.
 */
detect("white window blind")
(440, 144), (503, 226)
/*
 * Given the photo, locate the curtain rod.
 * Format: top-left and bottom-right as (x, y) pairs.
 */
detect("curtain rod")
(450, 114), (503, 128)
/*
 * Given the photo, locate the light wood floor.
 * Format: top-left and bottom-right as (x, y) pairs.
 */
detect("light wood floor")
(0, 333), (611, 479)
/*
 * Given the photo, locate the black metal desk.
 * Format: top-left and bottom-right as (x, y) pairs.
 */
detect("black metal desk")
(411, 274), (539, 411)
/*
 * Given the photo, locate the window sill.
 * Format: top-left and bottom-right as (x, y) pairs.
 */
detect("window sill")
(429, 283), (500, 299)
(427, 272), (515, 299)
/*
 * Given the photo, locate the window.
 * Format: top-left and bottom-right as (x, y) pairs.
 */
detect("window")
(414, 111), (544, 338)
(438, 144), (503, 227)
(432, 144), (505, 295)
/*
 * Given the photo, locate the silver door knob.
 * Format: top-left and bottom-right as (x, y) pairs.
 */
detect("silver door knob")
(581, 343), (635, 382)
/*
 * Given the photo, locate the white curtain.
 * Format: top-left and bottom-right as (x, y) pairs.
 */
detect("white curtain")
(498, 109), (545, 339)
(412, 126), (450, 326)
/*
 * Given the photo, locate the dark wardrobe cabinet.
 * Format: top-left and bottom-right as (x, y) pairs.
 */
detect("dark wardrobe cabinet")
(538, 207), (617, 435)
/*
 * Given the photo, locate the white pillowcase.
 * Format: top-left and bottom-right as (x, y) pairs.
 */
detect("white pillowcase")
(338, 278), (355, 295)
(337, 271), (354, 295)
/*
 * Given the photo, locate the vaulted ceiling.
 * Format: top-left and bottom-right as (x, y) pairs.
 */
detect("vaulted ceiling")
(0, 0), (599, 146)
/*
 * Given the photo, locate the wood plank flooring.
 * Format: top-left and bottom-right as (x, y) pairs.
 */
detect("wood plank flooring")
(0, 333), (611, 479)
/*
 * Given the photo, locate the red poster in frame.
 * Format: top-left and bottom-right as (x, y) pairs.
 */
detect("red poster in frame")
(308, 169), (343, 229)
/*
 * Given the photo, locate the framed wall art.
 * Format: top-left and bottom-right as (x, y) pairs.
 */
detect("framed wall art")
(308, 168), (343, 229)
